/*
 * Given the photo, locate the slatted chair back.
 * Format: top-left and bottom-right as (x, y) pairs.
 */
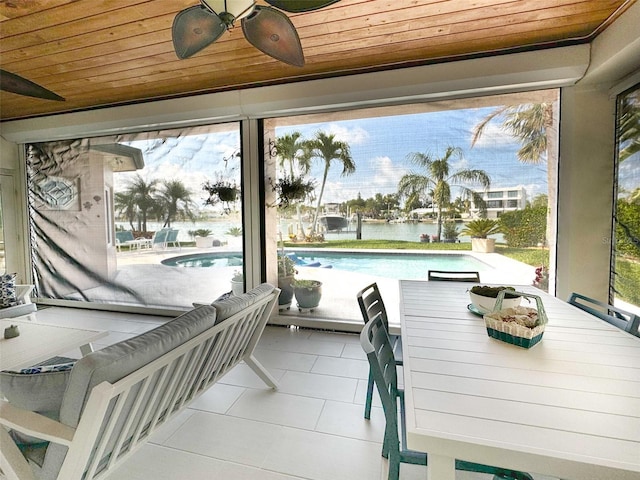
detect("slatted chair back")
(568, 292), (640, 336)
(357, 283), (389, 330)
(427, 270), (480, 282)
(360, 315), (534, 480)
(357, 283), (402, 420)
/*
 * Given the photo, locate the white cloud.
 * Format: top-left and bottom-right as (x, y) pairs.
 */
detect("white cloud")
(469, 121), (517, 148)
(324, 123), (370, 145)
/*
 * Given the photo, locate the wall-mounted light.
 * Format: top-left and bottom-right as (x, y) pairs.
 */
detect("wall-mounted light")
(268, 138), (278, 157)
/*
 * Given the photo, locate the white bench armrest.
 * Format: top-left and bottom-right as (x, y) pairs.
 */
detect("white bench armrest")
(0, 400), (75, 446)
(0, 427), (36, 480)
(15, 285), (34, 304)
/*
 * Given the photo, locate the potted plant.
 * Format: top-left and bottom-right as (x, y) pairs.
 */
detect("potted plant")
(203, 178), (239, 213)
(230, 270), (244, 296)
(292, 278), (322, 311)
(442, 221), (459, 243)
(270, 176), (315, 208)
(277, 254), (297, 310)
(469, 285), (521, 314)
(461, 218), (501, 253)
(189, 228), (214, 248)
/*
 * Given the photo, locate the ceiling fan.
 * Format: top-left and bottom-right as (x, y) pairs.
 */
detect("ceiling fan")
(0, 69), (65, 101)
(172, 0), (340, 67)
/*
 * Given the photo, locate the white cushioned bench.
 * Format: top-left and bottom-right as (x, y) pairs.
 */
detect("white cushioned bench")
(0, 283), (280, 480)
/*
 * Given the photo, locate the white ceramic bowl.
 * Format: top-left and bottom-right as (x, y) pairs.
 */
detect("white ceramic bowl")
(469, 291), (521, 313)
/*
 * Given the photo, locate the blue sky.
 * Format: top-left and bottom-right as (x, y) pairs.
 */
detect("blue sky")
(274, 107), (549, 205)
(117, 105), (558, 209)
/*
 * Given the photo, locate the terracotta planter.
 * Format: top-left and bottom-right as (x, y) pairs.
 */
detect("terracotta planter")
(471, 237), (495, 253)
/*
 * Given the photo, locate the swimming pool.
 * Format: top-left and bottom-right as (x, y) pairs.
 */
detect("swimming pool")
(162, 250), (490, 280)
(162, 252), (244, 268)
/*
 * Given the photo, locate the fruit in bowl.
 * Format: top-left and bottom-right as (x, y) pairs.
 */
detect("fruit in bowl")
(469, 285), (522, 313)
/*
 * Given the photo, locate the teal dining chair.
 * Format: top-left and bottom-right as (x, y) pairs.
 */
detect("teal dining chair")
(427, 270), (480, 282)
(360, 314), (534, 480)
(568, 292), (640, 336)
(356, 282), (402, 420)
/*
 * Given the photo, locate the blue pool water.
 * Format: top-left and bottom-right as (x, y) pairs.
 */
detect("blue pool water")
(162, 252), (244, 268)
(162, 250), (490, 280)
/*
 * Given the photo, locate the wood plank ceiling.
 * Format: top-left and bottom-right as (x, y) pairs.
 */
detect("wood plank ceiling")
(0, 0), (635, 121)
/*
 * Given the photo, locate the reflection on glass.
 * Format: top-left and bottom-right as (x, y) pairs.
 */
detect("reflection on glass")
(26, 123), (243, 310)
(614, 84), (640, 313)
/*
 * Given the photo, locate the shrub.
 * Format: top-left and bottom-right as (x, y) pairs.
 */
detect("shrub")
(460, 218), (501, 238)
(442, 221), (459, 241)
(615, 200), (640, 258)
(499, 205), (546, 247)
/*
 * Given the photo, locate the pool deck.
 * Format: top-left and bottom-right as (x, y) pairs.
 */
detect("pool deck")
(110, 245), (536, 332)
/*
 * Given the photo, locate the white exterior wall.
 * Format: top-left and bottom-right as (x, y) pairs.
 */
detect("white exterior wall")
(471, 186), (527, 219)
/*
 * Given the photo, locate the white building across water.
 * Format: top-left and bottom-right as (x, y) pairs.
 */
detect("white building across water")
(471, 186), (527, 219)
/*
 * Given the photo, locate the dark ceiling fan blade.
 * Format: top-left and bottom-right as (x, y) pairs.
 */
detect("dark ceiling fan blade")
(0, 69), (65, 101)
(172, 5), (227, 59)
(265, 0), (341, 13)
(242, 6), (304, 67)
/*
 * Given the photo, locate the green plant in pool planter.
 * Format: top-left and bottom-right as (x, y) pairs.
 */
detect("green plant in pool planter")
(292, 279), (322, 289)
(231, 270), (243, 282)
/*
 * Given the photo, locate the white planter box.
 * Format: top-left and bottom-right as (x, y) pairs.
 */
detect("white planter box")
(195, 236), (212, 248)
(471, 237), (495, 253)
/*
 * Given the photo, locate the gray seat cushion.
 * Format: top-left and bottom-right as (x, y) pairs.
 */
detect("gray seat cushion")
(59, 304), (218, 428)
(212, 283), (275, 321)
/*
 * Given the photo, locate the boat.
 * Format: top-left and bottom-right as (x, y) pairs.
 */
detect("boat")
(319, 215), (349, 232)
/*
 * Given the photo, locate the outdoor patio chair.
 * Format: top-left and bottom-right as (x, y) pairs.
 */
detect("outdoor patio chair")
(356, 282), (402, 420)
(166, 228), (181, 249)
(360, 314), (534, 480)
(568, 292), (640, 337)
(427, 270), (480, 282)
(151, 228), (170, 250)
(115, 231), (135, 252)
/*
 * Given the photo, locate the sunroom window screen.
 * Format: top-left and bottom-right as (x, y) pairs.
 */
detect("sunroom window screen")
(26, 123), (243, 310)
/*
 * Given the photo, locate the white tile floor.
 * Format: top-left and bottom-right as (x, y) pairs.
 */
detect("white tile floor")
(28, 307), (553, 480)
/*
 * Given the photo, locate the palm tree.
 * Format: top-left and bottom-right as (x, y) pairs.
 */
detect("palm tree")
(126, 174), (159, 233)
(398, 146), (490, 240)
(471, 102), (557, 246)
(114, 190), (137, 231)
(274, 132), (313, 235)
(304, 131), (355, 233)
(618, 91), (640, 162)
(157, 180), (196, 227)
(275, 132), (311, 180)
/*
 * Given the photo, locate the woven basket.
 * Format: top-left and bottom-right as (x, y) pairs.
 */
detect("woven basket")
(483, 291), (547, 348)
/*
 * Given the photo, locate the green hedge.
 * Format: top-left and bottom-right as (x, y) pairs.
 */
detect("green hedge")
(614, 258), (640, 305)
(498, 205), (547, 248)
(616, 201), (640, 258)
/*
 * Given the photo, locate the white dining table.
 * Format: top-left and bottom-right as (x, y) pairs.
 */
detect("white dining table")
(399, 280), (640, 480)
